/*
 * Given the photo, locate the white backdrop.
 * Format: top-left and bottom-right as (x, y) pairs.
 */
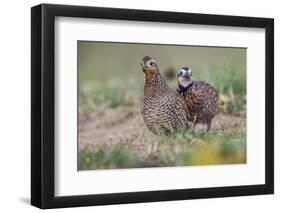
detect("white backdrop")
(0, 0), (279, 212)
(55, 17), (265, 196)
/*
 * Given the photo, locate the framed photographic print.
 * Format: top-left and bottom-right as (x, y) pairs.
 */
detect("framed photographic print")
(31, 3), (274, 209)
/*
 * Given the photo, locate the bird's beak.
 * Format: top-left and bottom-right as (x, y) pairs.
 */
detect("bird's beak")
(182, 72), (191, 79)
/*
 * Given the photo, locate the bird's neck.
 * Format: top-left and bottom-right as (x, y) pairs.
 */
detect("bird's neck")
(178, 80), (194, 93)
(144, 73), (169, 97)
(145, 71), (166, 84)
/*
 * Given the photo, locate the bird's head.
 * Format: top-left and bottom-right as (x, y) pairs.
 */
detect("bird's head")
(177, 67), (193, 88)
(141, 56), (160, 80)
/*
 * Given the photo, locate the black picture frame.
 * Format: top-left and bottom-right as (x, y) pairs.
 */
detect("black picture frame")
(31, 3), (274, 209)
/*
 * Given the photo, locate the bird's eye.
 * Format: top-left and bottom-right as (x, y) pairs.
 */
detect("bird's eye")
(180, 71), (183, 76)
(150, 62), (154, 66)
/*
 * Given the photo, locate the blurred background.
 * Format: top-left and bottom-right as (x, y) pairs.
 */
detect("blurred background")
(78, 41), (246, 170)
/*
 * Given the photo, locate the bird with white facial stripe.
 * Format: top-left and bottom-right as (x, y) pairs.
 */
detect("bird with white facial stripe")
(177, 67), (221, 131)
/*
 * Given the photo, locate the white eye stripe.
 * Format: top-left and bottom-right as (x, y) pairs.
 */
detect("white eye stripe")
(180, 68), (192, 75)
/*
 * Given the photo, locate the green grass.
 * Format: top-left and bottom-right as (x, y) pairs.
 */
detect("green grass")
(79, 81), (143, 113)
(79, 146), (138, 170)
(200, 65), (246, 96)
(78, 129), (246, 170)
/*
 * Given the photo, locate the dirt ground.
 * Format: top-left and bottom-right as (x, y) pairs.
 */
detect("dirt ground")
(79, 108), (245, 150)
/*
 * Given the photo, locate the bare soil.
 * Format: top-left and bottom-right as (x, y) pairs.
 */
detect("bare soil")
(79, 108), (245, 150)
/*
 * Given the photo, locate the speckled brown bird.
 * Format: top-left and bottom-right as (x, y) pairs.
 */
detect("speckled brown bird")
(177, 67), (221, 131)
(141, 56), (190, 136)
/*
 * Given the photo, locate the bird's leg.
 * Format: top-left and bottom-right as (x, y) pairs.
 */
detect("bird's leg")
(190, 116), (197, 132)
(206, 119), (212, 131)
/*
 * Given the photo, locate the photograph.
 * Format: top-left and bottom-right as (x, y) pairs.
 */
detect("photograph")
(78, 41), (247, 170)
(30, 3), (274, 209)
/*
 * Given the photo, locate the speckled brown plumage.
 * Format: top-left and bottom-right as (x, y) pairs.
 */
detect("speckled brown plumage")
(141, 56), (190, 136)
(177, 67), (220, 131)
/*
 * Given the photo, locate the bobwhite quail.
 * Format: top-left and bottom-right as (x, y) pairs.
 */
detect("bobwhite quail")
(141, 56), (190, 136)
(177, 67), (220, 131)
